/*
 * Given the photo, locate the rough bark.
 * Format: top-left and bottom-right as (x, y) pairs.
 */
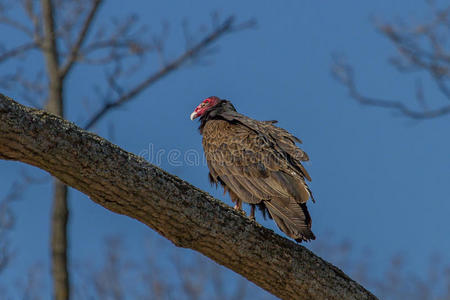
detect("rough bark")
(0, 94), (378, 300)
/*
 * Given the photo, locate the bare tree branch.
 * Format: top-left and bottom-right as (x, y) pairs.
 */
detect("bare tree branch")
(0, 94), (377, 300)
(331, 58), (450, 119)
(0, 14), (34, 37)
(60, 0), (103, 78)
(333, 4), (450, 119)
(21, 0), (44, 42)
(84, 16), (254, 130)
(0, 42), (37, 64)
(69, 13), (151, 70)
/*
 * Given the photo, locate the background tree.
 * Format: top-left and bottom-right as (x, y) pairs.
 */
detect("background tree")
(0, 0), (253, 299)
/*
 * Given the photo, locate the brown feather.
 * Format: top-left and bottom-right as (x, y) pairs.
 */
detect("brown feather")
(198, 98), (315, 242)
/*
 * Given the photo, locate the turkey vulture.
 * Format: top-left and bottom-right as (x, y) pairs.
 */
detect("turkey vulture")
(190, 96), (315, 242)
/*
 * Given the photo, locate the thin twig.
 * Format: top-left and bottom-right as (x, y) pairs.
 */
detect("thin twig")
(22, 0), (43, 42)
(0, 42), (37, 64)
(333, 4), (450, 119)
(60, 0), (103, 78)
(332, 59), (450, 119)
(0, 15), (34, 37)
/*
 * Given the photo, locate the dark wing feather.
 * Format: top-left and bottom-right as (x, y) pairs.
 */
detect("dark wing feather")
(265, 199), (315, 242)
(220, 110), (311, 181)
(202, 117), (315, 242)
(204, 121), (276, 203)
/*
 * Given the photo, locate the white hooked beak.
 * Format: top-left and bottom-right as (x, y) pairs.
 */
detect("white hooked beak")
(190, 111), (198, 120)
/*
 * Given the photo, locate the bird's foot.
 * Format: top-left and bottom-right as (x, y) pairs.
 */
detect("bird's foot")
(233, 205), (246, 216)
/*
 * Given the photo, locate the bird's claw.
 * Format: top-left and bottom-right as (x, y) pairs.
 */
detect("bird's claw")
(233, 206), (246, 216)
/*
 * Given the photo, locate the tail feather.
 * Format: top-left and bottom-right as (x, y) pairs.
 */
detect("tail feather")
(264, 198), (315, 242)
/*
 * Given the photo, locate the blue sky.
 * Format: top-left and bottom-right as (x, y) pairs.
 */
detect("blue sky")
(1, 0), (449, 298)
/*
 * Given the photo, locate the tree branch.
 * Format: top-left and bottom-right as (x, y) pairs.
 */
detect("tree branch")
(0, 42), (37, 64)
(333, 4), (450, 119)
(41, 0), (60, 79)
(0, 93), (377, 300)
(0, 14), (34, 37)
(60, 0), (103, 79)
(332, 59), (450, 119)
(84, 16), (252, 130)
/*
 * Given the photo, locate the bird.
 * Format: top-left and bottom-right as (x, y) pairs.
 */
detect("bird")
(190, 96), (315, 242)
